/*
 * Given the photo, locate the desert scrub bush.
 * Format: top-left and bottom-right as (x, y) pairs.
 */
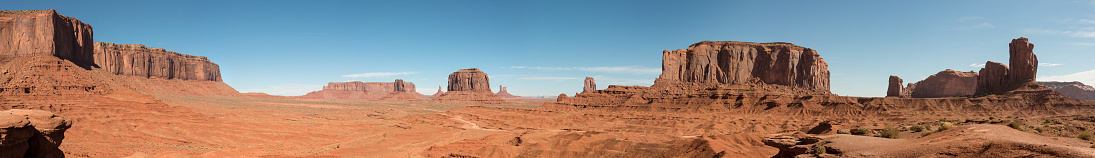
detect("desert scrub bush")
(1079, 132), (1093, 141)
(836, 129), (850, 134)
(921, 131), (934, 137)
(938, 122), (954, 131)
(814, 146), (826, 155)
(853, 127), (871, 135)
(910, 124), (927, 132)
(1007, 121), (1023, 130)
(879, 125), (900, 139)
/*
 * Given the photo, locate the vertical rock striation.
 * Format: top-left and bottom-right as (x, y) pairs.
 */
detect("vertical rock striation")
(434, 68), (508, 104)
(909, 70), (978, 98)
(976, 61), (1009, 95)
(657, 41), (829, 93)
(0, 9), (94, 66)
(300, 81), (419, 100)
(583, 77), (597, 93)
(93, 42), (222, 81)
(886, 76), (903, 97)
(1008, 37), (1037, 85)
(394, 79), (407, 92)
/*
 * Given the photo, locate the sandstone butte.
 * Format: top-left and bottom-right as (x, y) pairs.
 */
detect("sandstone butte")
(495, 85), (519, 98)
(1039, 81), (1095, 100)
(378, 79), (424, 102)
(888, 37), (1047, 98)
(298, 80), (422, 100)
(0, 10), (94, 67)
(432, 68), (509, 104)
(583, 77), (596, 93)
(94, 42), (222, 81)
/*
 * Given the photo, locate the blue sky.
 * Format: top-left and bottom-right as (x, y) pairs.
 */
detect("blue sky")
(5, 1), (1095, 97)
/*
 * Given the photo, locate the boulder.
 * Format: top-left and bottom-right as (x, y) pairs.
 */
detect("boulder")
(0, 10), (95, 66)
(656, 41), (829, 93)
(0, 109), (71, 158)
(583, 77), (597, 93)
(886, 76), (903, 97)
(909, 69), (978, 98)
(93, 42), (222, 81)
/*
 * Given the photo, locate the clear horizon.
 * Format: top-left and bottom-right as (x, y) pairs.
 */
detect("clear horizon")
(6, 0), (1095, 97)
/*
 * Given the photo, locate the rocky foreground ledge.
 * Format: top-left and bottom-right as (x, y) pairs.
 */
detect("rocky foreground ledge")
(0, 109), (72, 158)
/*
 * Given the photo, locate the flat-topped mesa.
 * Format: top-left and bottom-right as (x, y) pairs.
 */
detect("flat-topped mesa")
(434, 68), (508, 104)
(583, 77), (597, 93)
(0, 9), (95, 66)
(93, 42), (222, 81)
(302, 81), (417, 100)
(657, 41), (830, 93)
(448, 68), (491, 92)
(1038, 81), (1095, 100)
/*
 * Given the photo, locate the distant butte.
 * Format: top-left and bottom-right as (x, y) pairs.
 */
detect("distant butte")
(432, 68), (509, 104)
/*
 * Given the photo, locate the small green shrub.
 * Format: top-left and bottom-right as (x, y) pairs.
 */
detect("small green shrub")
(921, 131), (934, 137)
(814, 146), (826, 155)
(853, 127), (871, 135)
(1007, 122), (1023, 130)
(910, 124), (926, 132)
(879, 125), (900, 139)
(1079, 132), (1093, 141)
(938, 122), (954, 131)
(836, 129), (850, 134)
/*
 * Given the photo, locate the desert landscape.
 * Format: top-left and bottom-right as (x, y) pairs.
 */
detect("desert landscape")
(4, 1), (1095, 158)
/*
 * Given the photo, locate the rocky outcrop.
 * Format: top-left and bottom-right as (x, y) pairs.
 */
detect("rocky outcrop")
(1009, 37), (1037, 85)
(583, 77), (597, 93)
(394, 79), (407, 92)
(976, 61), (1009, 95)
(434, 68), (508, 104)
(431, 86), (443, 98)
(0, 109), (71, 158)
(0, 10), (95, 66)
(300, 81), (419, 100)
(975, 37), (1040, 95)
(908, 69), (979, 98)
(379, 79), (421, 101)
(657, 41), (830, 93)
(496, 85), (518, 98)
(886, 76), (903, 97)
(93, 42), (222, 81)
(447, 68), (491, 92)
(1039, 81), (1095, 100)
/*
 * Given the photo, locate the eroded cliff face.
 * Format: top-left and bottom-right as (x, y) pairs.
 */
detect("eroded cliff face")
(301, 81), (417, 100)
(0, 10), (94, 66)
(1038, 81), (1095, 100)
(909, 70), (979, 98)
(447, 68), (491, 92)
(93, 42), (221, 81)
(657, 41), (830, 93)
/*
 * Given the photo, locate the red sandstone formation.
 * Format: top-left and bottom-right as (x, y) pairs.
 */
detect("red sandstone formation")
(447, 68), (491, 92)
(887, 76), (903, 97)
(393, 79), (407, 92)
(379, 79), (422, 101)
(1009, 38), (1037, 85)
(93, 42), (222, 81)
(431, 86), (443, 98)
(583, 77), (597, 93)
(433, 68), (508, 104)
(976, 61), (1009, 95)
(658, 41), (830, 93)
(0, 109), (71, 158)
(908, 70), (978, 98)
(0, 10), (94, 66)
(300, 81), (419, 100)
(1039, 81), (1095, 100)
(496, 85), (518, 98)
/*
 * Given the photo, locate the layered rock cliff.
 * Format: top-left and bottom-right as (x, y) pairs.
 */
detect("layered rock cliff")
(300, 81), (418, 100)
(434, 68), (508, 104)
(1038, 81), (1095, 100)
(887, 76), (903, 97)
(657, 41), (830, 93)
(0, 9), (94, 66)
(976, 37), (1040, 95)
(93, 42), (222, 81)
